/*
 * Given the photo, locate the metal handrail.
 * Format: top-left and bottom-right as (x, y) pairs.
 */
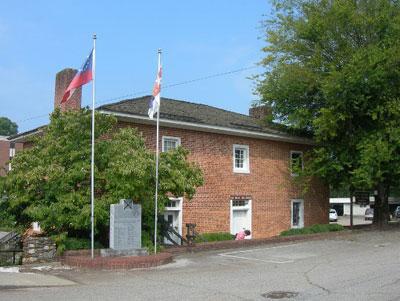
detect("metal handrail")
(0, 249), (23, 265)
(0, 231), (19, 245)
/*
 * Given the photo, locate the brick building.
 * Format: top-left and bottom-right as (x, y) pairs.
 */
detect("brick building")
(0, 136), (23, 176)
(0, 136), (10, 176)
(8, 69), (329, 240)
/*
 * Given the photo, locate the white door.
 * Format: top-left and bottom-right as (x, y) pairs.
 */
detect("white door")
(291, 199), (304, 228)
(230, 199), (252, 238)
(232, 210), (248, 234)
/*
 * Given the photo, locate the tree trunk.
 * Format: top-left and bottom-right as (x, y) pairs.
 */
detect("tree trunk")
(373, 183), (390, 228)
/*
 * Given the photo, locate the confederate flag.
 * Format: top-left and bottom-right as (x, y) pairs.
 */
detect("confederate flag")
(61, 50), (93, 103)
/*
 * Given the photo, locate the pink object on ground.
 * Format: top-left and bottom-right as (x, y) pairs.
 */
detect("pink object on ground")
(235, 230), (246, 240)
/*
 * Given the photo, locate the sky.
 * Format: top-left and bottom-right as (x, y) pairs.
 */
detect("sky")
(0, 1), (272, 133)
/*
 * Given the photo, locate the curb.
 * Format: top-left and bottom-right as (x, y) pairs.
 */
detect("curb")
(165, 229), (355, 255)
(61, 252), (173, 270)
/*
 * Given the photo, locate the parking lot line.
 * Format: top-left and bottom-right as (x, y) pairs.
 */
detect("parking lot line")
(220, 242), (307, 256)
(218, 253), (294, 264)
(217, 243), (307, 264)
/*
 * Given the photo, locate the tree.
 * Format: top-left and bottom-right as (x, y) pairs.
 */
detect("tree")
(3, 109), (203, 246)
(0, 117), (18, 136)
(256, 0), (400, 226)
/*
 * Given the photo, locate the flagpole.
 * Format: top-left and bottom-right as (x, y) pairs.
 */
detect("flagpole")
(91, 34), (97, 259)
(154, 49), (161, 254)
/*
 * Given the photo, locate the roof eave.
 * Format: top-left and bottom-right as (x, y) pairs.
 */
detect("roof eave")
(8, 128), (43, 143)
(99, 109), (315, 146)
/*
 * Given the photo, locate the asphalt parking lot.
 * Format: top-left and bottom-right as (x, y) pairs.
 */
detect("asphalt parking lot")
(1, 228), (400, 301)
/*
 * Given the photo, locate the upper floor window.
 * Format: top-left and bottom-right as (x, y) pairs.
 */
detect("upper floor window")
(290, 151), (303, 176)
(162, 136), (181, 152)
(9, 142), (15, 159)
(233, 144), (250, 173)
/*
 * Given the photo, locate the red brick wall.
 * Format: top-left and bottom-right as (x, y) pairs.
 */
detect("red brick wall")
(0, 140), (9, 176)
(117, 121), (329, 239)
(13, 119), (329, 238)
(0, 141), (24, 176)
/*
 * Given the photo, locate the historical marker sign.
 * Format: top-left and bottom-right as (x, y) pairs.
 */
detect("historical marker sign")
(110, 199), (141, 250)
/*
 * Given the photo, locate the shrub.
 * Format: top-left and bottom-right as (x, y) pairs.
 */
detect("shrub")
(53, 234), (104, 255)
(64, 237), (104, 250)
(280, 224), (344, 236)
(195, 232), (234, 242)
(142, 231), (164, 254)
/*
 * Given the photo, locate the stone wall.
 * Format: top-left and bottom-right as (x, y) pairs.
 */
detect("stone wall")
(22, 236), (56, 264)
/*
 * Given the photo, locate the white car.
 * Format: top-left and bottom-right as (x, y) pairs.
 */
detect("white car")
(365, 208), (374, 221)
(329, 209), (338, 222)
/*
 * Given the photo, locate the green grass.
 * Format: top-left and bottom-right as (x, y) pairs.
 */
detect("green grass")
(195, 232), (234, 242)
(280, 224), (344, 236)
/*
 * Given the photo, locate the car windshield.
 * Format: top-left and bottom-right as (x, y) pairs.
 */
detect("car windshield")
(330, 209), (336, 213)
(365, 208), (373, 215)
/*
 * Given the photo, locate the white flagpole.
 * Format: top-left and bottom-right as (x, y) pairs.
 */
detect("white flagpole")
(154, 49), (161, 254)
(91, 34), (96, 259)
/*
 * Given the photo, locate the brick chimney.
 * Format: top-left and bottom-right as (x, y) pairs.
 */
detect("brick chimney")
(54, 68), (82, 112)
(249, 105), (272, 121)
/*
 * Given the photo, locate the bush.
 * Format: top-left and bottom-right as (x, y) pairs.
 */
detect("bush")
(64, 237), (104, 250)
(53, 234), (105, 255)
(142, 231), (164, 254)
(280, 224), (344, 236)
(195, 232), (234, 242)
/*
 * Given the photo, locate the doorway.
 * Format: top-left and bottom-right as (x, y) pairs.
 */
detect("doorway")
(163, 198), (183, 244)
(291, 199), (304, 228)
(230, 199), (252, 238)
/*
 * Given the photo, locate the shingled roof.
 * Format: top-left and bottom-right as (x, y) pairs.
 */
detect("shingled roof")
(98, 96), (312, 144)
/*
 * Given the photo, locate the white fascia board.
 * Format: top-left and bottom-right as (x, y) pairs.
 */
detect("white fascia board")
(99, 110), (315, 146)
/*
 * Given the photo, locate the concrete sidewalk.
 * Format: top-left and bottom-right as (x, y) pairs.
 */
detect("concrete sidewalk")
(0, 267), (75, 289)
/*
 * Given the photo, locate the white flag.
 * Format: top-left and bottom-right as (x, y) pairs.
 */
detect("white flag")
(148, 65), (162, 119)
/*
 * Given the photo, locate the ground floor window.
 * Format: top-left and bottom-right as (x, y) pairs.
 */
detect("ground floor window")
(291, 199), (304, 229)
(230, 199), (252, 238)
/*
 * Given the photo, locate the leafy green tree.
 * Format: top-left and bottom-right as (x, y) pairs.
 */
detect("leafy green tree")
(257, 0), (400, 226)
(0, 117), (18, 136)
(0, 176), (16, 230)
(3, 109), (203, 244)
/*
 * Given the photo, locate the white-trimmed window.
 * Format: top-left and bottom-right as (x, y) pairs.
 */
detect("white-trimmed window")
(233, 144), (250, 173)
(290, 151), (303, 176)
(162, 136), (181, 152)
(8, 142), (15, 171)
(9, 148), (15, 158)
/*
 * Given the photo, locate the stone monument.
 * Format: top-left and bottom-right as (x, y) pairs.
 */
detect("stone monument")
(101, 199), (147, 257)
